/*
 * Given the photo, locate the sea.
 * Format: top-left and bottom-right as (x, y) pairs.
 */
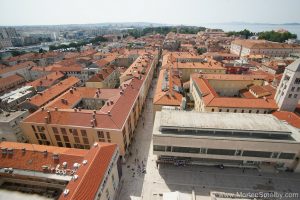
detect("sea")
(201, 24), (300, 38)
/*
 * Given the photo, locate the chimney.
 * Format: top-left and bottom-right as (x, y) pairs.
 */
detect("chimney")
(55, 107), (58, 111)
(78, 107), (81, 111)
(70, 89), (73, 94)
(45, 117), (49, 124)
(108, 111), (111, 116)
(74, 108), (77, 112)
(91, 120), (95, 127)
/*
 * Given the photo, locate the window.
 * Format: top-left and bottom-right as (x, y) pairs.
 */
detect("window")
(284, 75), (290, 81)
(65, 143), (71, 148)
(172, 146), (200, 154)
(271, 152), (279, 158)
(81, 130), (87, 137)
(294, 94), (298, 98)
(52, 127), (58, 134)
(294, 78), (300, 84)
(256, 110), (259, 114)
(207, 148), (235, 156)
(63, 136), (69, 142)
(57, 142), (63, 147)
(297, 87), (300, 92)
(74, 137), (80, 143)
(153, 145), (165, 151)
(61, 128), (67, 135)
(83, 137), (89, 144)
(40, 133), (47, 140)
(243, 150), (272, 158)
(249, 110), (252, 113)
(226, 109), (229, 112)
(55, 135), (61, 141)
(73, 129), (78, 136)
(35, 133), (39, 139)
(288, 94), (292, 98)
(291, 87), (295, 92)
(106, 132), (111, 139)
(37, 126), (45, 132)
(32, 125), (36, 132)
(241, 110), (244, 113)
(279, 153), (295, 160)
(211, 109), (214, 112)
(219, 109), (222, 112)
(166, 146), (172, 152)
(97, 131), (104, 138)
(264, 111), (267, 114)
(99, 139), (105, 142)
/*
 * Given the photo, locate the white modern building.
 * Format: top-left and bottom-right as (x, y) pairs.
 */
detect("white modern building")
(275, 59), (300, 111)
(153, 107), (300, 172)
(0, 109), (29, 142)
(0, 86), (36, 109)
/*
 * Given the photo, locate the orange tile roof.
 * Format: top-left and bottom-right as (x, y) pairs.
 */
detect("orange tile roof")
(153, 69), (183, 106)
(272, 111), (300, 129)
(26, 71), (65, 88)
(27, 76), (80, 107)
(0, 61), (36, 75)
(23, 54), (156, 130)
(60, 143), (116, 200)
(191, 74), (278, 110)
(0, 141), (117, 200)
(232, 39), (300, 49)
(51, 65), (82, 72)
(0, 74), (25, 89)
(46, 87), (120, 110)
(87, 67), (115, 82)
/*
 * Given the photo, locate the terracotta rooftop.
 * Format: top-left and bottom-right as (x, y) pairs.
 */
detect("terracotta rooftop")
(191, 74), (278, 110)
(26, 76), (80, 107)
(26, 71), (65, 88)
(51, 65), (82, 72)
(232, 39), (300, 49)
(23, 53), (157, 130)
(272, 111), (300, 129)
(87, 67), (115, 83)
(0, 61), (36, 75)
(153, 69), (183, 106)
(0, 141), (117, 200)
(0, 74), (25, 90)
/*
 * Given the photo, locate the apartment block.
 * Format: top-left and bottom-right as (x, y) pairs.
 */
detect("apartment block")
(0, 142), (121, 200)
(153, 108), (300, 172)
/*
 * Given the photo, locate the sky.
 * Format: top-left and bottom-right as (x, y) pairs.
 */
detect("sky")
(0, 0), (300, 26)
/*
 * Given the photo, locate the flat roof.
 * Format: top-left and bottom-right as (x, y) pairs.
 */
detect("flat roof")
(0, 86), (34, 103)
(0, 110), (28, 122)
(159, 109), (290, 133)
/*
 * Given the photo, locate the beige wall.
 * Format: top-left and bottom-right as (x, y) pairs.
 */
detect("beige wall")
(153, 134), (300, 171)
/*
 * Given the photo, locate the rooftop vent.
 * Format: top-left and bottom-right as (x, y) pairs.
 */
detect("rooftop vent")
(93, 143), (98, 147)
(53, 153), (59, 160)
(62, 162), (67, 168)
(73, 174), (79, 181)
(82, 160), (88, 165)
(73, 163), (80, 169)
(63, 189), (69, 196)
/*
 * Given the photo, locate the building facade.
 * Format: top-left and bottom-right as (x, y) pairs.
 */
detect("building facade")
(153, 108), (300, 172)
(275, 59), (300, 111)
